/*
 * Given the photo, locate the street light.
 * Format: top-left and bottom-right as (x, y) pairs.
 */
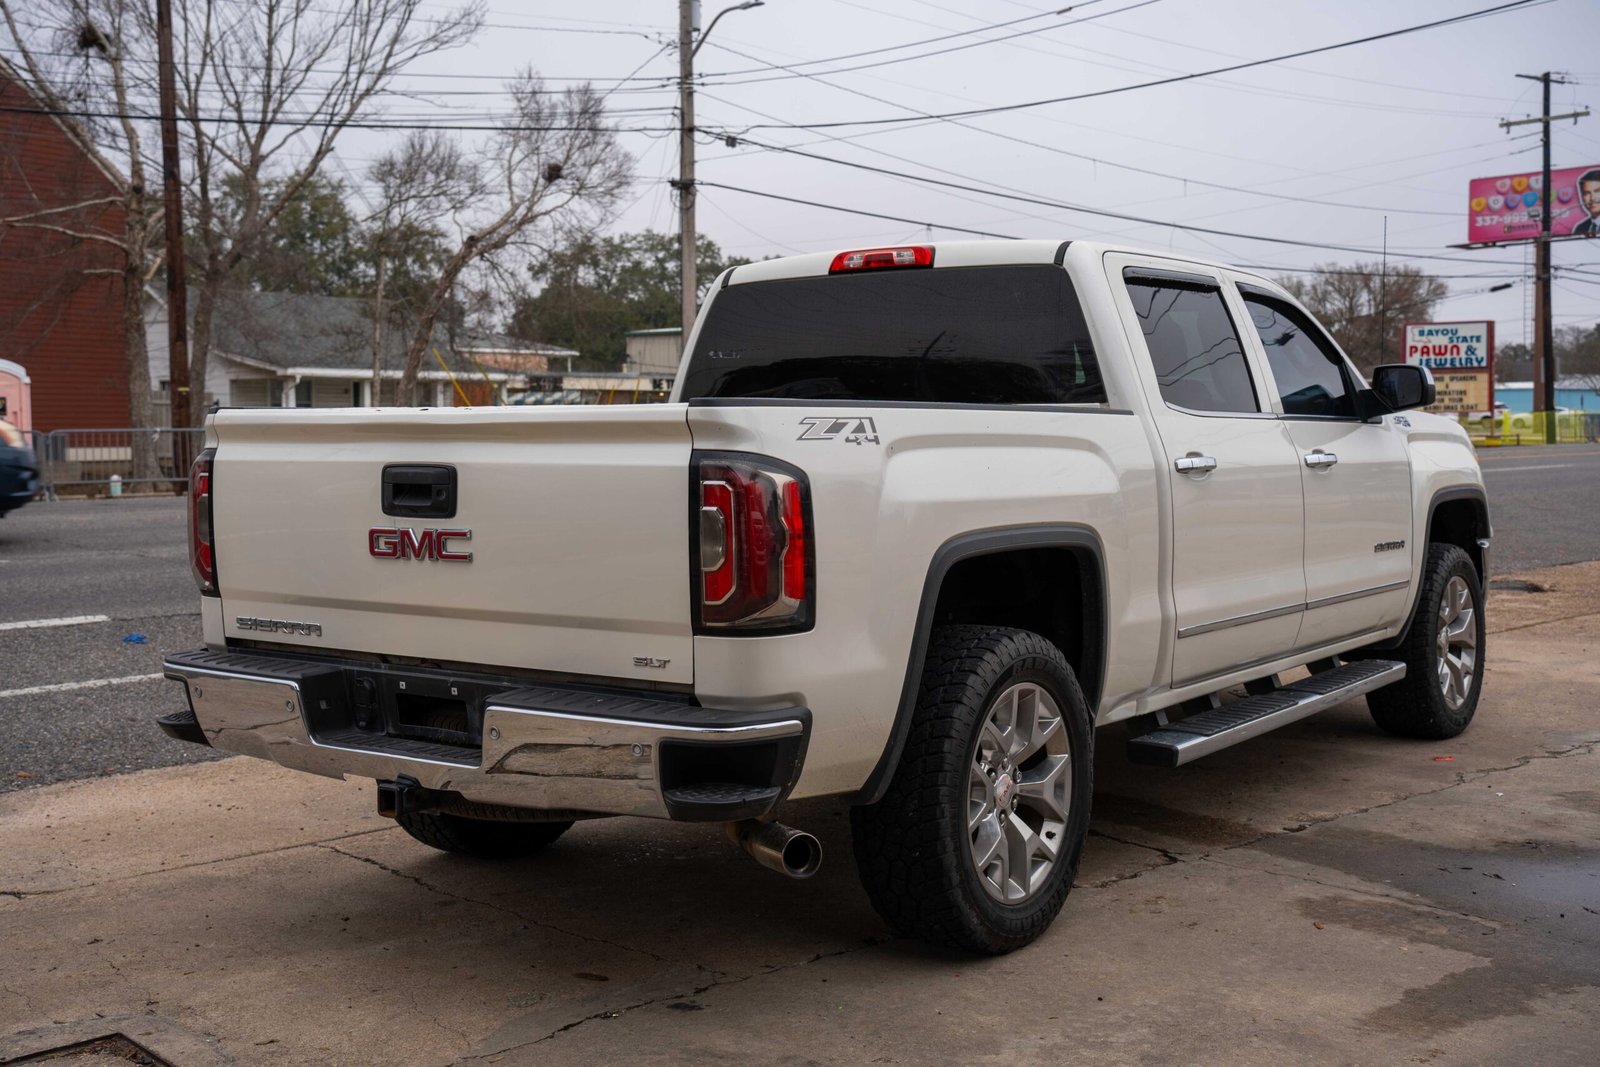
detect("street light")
(693, 0), (764, 58)
(678, 1), (765, 352)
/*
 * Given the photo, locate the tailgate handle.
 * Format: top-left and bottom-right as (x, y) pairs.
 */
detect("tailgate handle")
(382, 464), (457, 519)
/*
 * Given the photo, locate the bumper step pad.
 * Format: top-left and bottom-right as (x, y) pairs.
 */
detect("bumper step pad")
(1126, 659), (1406, 768)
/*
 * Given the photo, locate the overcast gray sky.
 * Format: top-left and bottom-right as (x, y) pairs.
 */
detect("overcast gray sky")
(330, 0), (1600, 346)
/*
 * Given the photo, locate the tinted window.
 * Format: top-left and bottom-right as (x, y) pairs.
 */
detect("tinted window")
(1244, 296), (1356, 417)
(1124, 277), (1258, 414)
(680, 265), (1105, 405)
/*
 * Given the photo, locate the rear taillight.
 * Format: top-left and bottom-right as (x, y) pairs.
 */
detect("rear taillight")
(693, 453), (813, 633)
(190, 448), (217, 596)
(828, 245), (933, 273)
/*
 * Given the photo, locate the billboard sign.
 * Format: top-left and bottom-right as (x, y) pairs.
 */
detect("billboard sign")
(1467, 164), (1600, 245)
(1403, 321), (1494, 416)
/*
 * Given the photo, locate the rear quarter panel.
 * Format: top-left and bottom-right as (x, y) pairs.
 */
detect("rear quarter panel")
(688, 402), (1162, 798)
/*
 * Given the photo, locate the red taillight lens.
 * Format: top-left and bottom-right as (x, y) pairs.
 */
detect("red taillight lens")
(190, 448), (217, 596)
(829, 245), (933, 273)
(694, 454), (813, 632)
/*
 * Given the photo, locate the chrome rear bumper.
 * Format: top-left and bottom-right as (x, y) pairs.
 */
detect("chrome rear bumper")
(161, 649), (808, 821)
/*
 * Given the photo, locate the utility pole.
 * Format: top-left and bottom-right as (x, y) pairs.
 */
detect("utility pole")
(1503, 73), (1587, 441)
(156, 0), (191, 440)
(676, 0), (697, 355)
(675, 1), (763, 354)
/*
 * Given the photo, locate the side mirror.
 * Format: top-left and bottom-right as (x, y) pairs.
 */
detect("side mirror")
(1369, 364), (1435, 412)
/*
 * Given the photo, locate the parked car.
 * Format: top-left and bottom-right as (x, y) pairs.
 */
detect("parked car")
(1464, 402), (1510, 422)
(0, 417), (39, 518)
(159, 240), (1489, 953)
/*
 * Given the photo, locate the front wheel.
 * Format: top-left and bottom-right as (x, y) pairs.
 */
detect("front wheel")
(851, 625), (1094, 954)
(1366, 543), (1485, 739)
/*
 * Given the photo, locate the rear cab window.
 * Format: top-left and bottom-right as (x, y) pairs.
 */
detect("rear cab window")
(680, 265), (1106, 405)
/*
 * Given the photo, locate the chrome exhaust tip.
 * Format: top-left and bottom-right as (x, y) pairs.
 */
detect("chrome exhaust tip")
(726, 818), (822, 879)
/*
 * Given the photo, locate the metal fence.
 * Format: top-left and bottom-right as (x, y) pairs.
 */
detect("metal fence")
(29, 427), (204, 498)
(1460, 410), (1600, 446)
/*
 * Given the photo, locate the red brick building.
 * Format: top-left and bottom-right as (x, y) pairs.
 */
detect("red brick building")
(0, 71), (131, 430)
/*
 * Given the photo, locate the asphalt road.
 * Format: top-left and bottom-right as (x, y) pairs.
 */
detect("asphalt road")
(1475, 443), (1600, 572)
(2, 443), (1598, 793)
(0, 496), (218, 791)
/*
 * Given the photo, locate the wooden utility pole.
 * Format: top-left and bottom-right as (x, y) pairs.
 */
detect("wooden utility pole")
(675, 1), (763, 354)
(1503, 73), (1587, 441)
(676, 0), (697, 355)
(156, 0), (191, 436)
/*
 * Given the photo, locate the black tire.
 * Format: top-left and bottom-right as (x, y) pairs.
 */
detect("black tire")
(1365, 543), (1485, 739)
(850, 625), (1094, 955)
(393, 810), (573, 860)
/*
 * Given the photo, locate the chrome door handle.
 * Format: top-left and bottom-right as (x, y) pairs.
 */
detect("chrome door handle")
(1174, 454), (1218, 474)
(1304, 450), (1339, 468)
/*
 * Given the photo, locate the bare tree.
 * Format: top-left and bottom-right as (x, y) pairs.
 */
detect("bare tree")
(1555, 324), (1600, 391)
(163, 0), (481, 422)
(364, 130), (469, 401)
(0, 6), (162, 445)
(393, 75), (632, 404)
(1277, 262), (1449, 374)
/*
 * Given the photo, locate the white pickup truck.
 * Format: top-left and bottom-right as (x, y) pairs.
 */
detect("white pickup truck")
(160, 240), (1489, 953)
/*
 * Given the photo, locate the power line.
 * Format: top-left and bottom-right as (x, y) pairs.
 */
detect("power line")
(808, 0), (1522, 120)
(694, 146), (1521, 263)
(693, 181), (1024, 239)
(694, 0), (1166, 85)
(718, 0), (1551, 130)
(0, 103), (674, 135)
(725, 131), (1471, 219)
(697, 1), (1111, 77)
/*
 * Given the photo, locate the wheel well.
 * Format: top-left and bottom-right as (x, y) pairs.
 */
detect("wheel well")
(1429, 497), (1489, 579)
(930, 547), (1103, 707)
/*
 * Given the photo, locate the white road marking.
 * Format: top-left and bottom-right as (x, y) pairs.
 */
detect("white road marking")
(0, 673), (164, 700)
(0, 614), (111, 631)
(1482, 463), (1575, 473)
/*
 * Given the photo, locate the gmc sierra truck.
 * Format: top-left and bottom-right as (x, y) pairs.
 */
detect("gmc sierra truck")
(159, 240), (1489, 954)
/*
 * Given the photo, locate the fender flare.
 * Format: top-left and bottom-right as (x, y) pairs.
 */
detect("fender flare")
(1367, 484), (1491, 652)
(851, 523), (1108, 805)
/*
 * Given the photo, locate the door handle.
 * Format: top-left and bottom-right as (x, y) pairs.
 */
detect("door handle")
(1304, 450), (1339, 469)
(1174, 454), (1218, 474)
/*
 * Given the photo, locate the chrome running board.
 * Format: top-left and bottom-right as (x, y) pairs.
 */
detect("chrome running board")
(1126, 659), (1406, 768)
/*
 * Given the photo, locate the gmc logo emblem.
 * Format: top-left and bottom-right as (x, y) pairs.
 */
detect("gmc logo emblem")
(369, 527), (473, 562)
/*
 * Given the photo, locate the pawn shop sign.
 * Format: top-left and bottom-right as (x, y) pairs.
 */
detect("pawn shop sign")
(1402, 321), (1494, 417)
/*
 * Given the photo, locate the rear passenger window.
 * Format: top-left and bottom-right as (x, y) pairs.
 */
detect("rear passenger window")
(1124, 274), (1258, 414)
(1243, 296), (1357, 418)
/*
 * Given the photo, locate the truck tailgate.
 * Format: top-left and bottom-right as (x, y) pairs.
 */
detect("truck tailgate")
(210, 405), (694, 685)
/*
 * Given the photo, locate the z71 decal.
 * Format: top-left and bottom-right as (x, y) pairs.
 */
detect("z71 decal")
(797, 416), (880, 446)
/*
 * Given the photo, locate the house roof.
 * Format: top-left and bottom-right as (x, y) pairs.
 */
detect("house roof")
(458, 333), (578, 357)
(625, 327), (682, 337)
(202, 290), (555, 377)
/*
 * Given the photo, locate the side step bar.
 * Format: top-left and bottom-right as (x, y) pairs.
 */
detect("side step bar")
(1127, 659), (1406, 768)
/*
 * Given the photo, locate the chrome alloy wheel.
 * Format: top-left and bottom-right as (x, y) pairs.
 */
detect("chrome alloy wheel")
(966, 681), (1073, 904)
(1436, 575), (1478, 711)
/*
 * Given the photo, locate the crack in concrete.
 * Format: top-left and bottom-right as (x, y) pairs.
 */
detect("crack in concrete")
(1201, 851), (1509, 932)
(468, 939), (888, 1059)
(0, 826), (395, 901)
(1080, 829), (1181, 888)
(319, 844), (672, 965)
(1490, 610), (1600, 635)
(1, 983), (39, 1014)
(1080, 737), (1599, 899)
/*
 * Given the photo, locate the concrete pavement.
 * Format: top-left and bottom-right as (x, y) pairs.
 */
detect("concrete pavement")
(2, 560), (1597, 1066)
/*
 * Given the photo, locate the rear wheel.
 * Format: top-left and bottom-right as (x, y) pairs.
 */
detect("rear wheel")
(851, 625), (1093, 954)
(1366, 542), (1484, 740)
(394, 809), (573, 860)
